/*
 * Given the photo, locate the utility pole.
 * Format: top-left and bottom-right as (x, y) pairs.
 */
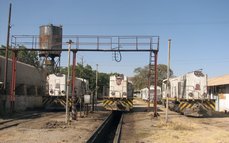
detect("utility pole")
(94, 64), (98, 111)
(66, 40), (72, 124)
(3, 3), (12, 95)
(166, 39), (171, 123)
(2, 3), (12, 115)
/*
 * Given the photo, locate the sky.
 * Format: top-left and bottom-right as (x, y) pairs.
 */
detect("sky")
(0, 0), (229, 78)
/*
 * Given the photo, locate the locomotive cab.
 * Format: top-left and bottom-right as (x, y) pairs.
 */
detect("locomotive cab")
(103, 74), (133, 111)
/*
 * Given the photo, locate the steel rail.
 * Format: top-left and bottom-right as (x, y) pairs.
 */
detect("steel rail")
(0, 112), (41, 130)
(86, 111), (113, 143)
(0, 111), (65, 130)
(113, 113), (124, 143)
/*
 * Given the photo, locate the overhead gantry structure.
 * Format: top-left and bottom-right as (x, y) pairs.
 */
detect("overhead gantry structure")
(1, 34), (160, 120)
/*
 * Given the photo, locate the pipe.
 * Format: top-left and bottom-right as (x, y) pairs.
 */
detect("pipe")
(71, 50), (77, 120)
(66, 40), (72, 124)
(154, 50), (158, 117)
(166, 39), (171, 122)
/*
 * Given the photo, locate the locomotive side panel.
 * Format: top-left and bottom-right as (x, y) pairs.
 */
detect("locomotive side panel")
(169, 77), (180, 99)
(140, 86), (161, 102)
(127, 82), (134, 99)
(74, 78), (89, 97)
(164, 71), (208, 100)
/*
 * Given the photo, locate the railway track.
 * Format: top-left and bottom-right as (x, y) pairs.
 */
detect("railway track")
(0, 111), (64, 130)
(0, 112), (42, 130)
(86, 111), (124, 143)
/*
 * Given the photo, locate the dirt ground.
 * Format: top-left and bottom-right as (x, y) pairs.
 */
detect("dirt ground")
(1, 99), (229, 143)
(121, 99), (229, 143)
(0, 110), (110, 143)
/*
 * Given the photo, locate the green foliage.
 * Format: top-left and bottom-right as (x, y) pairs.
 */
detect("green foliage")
(17, 45), (39, 67)
(132, 64), (173, 90)
(0, 45), (39, 67)
(132, 66), (149, 90)
(59, 63), (110, 96)
(0, 45), (5, 56)
(0, 45), (12, 57)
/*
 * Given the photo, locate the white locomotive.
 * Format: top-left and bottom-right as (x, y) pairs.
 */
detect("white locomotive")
(103, 74), (133, 111)
(140, 86), (161, 102)
(43, 73), (89, 107)
(47, 74), (66, 96)
(47, 73), (89, 96)
(162, 70), (215, 117)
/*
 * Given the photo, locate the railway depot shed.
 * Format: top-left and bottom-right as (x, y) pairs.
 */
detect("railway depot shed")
(208, 75), (229, 112)
(0, 55), (45, 113)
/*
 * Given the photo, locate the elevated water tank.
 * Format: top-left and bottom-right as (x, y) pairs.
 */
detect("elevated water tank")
(39, 24), (62, 57)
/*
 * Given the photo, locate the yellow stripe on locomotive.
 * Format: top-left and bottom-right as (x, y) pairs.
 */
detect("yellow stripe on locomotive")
(103, 98), (133, 111)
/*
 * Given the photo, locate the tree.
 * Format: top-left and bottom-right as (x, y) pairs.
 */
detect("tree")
(132, 66), (149, 90)
(17, 45), (39, 67)
(0, 45), (39, 67)
(132, 64), (173, 90)
(59, 63), (110, 96)
(0, 45), (12, 57)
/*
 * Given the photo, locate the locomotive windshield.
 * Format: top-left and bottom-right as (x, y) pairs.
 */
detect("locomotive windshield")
(194, 71), (204, 77)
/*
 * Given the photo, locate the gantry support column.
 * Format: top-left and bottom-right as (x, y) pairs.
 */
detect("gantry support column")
(148, 37), (159, 117)
(10, 50), (17, 113)
(153, 50), (158, 117)
(147, 51), (152, 111)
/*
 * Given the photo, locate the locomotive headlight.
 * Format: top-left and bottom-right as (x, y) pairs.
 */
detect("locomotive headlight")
(111, 91), (115, 96)
(188, 92), (194, 97)
(61, 90), (65, 94)
(50, 89), (54, 94)
(202, 92), (207, 97)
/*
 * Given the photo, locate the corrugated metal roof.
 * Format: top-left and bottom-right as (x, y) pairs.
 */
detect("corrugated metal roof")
(208, 74), (229, 86)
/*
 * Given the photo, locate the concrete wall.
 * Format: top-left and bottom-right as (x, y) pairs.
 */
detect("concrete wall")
(209, 85), (229, 112)
(0, 55), (45, 114)
(2, 95), (43, 112)
(217, 93), (229, 112)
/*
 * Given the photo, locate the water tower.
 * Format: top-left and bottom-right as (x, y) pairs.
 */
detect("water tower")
(39, 24), (62, 74)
